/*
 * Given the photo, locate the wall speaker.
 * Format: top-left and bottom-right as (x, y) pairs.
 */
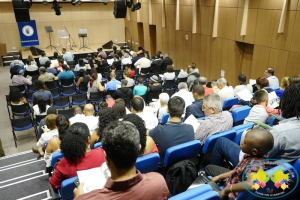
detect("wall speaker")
(113, 0), (127, 18)
(12, 0), (30, 22)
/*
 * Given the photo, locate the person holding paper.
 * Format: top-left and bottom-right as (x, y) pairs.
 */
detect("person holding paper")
(184, 84), (205, 121)
(149, 97), (194, 163)
(244, 90), (281, 124)
(233, 74), (253, 96)
(74, 121), (169, 199)
(50, 123), (105, 190)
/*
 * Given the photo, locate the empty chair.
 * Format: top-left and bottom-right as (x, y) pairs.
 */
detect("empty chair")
(53, 96), (70, 109)
(163, 88), (176, 97)
(90, 91), (105, 103)
(232, 106), (251, 126)
(35, 114), (46, 125)
(45, 81), (59, 89)
(58, 108), (75, 119)
(47, 88), (60, 99)
(9, 85), (26, 93)
(60, 78), (74, 86)
(61, 85), (77, 96)
(161, 113), (169, 124)
(10, 115), (37, 147)
(11, 103), (31, 117)
(163, 79), (175, 89)
(140, 67), (150, 74)
(135, 153), (160, 173)
(71, 94), (87, 106)
(202, 129), (237, 154)
(168, 185), (213, 200)
(176, 77), (187, 84)
(58, 30), (70, 48)
(222, 97), (238, 110)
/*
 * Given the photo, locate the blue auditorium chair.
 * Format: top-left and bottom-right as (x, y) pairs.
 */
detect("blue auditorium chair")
(222, 97), (238, 110)
(232, 106), (251, 126)
(135, 153), (160, 173)
(168, 185), (213, 200)
(232, 122), (254, 145)
(51, 152), (64, 169)
(161, 113), (169, 124)
(59, 176), (78, 200)
(191, 191), (220, 200)
(93, 142), (102, 149)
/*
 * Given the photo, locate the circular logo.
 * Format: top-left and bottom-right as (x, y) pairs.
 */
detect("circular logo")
(22, 25), (34, 37)
(242, 159), (299, 199)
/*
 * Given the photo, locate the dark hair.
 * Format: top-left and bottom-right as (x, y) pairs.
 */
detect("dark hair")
(256, 77), (269, 88)
(62, 48), (66, 51)
(62, 64), (69, 71)
(138, 46), (143, 50)
(56, 115), (69, 141)
(90, 73), (97, 87)
(53, 52), (58, 59)
(168, 96), (185, 118)
(192, 84), (205, 96)
(238, 74), (247, 84)
(78, 58), (84, 67)
(25, 59), (30, 65)
(87, 54), (92, 58)
(47, 106), (57, 115)
(36, 96), (47, 114)
(102, 121), (140, 169)
(61, 123), (90, 162)
(113, 46), (117, 54)
(88, 58), (94, 69)
(112, 102), (126, 120)
(137, 77), (144, 84)
(111, 65), (116, 71)
(191, 62), (196, 68)
(157, 50), (162, 55)
(78, 69), (85, 77)
(117, 50), (122, 58)
(166, 65), (174, 73)
(97, 47), (103, 51)
(131, 97), (144, 112)
(140, 53), (145, 57)
(41, 52), (45, 57)
(123, 114), (146, 155)
(114, 54), (119, 60)
(93, 52), (98, 58)
(9, 87), (22, 102)
(45, 61), (51, 68)
(98, 101), (108, 110)
(279, 83), (300, 119)
(267, 68), (275, 76)
(34, 81), (44, 90)
(97, 108), (117, 138)
(254, 90), (268, 104)
(58, 59), (64, 64)
(57, 55), (63, 59)
(288, 76), (300, 85)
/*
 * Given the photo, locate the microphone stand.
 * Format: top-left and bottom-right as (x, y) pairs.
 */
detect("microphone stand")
(63, 25), (76, 52)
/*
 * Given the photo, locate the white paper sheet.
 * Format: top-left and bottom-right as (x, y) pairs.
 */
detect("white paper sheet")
(184, 114), (200, 133)
(107, 59), (114, 66)
(268, 91), (279, 109)
(249, 79), (256, 85)
(77, 162), (111, 194)
(221, 70), (225, 78)
(236, 88), (253, 101)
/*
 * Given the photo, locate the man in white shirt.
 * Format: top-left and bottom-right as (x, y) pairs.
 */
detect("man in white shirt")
(69, 107), (85, 124)
(217, 78), (234, 103)
(81, 104), (99, 135)
(62, 48), (74, 62)
(171, 82), (195, 108)
(134, 53), (151, 74)
(131, 96), (158, 130)
(234, 74), (253, 96)
(264, 68), (279, 89)
(24, 60), (38, 72)
(32, 114), (58, 157)
(121, 53), (132, 66)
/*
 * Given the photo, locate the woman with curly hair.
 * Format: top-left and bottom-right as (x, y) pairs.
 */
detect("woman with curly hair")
(256, 77), (273, 93)
(50, 122), (105, 190)
(9, 87), (27, 105)
(90, 108), (118, 149)
(123, 113), (158, 156)
(44, 115), (70, 167)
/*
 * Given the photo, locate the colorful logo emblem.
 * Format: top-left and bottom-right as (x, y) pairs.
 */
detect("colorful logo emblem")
(242, 159), (298, 199)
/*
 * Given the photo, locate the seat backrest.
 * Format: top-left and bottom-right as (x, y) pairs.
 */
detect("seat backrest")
(164, 88), (176, 97)
(51, 152), (64, 168)
(202, 129), (237, 153)
(174, 70), (180, 77)
(11, 103), (30, 114)
(232, 122), (254, 144)
(47, 88), (60, 98)
(61, 78), (74, 86)
(135, 153), (160, 173)
(62, 85), (76, 94)
(10, 85), (26, 93)
(161, 113), (169, 124)
(141, 67), (150, 74)
(164, 79), (175, 88)
(58, 30), (66, 36)
(223, 97), (239, 110)
(168, 184), (212, 200)
(90, 91), (105, 101)
(97, 67), (110, 74)
(53, 96), (69, 106)
(176, 77), (187, 84)
(45, 81), (58, 89)
(190, 191), (220, 200)
(58, 108), (75, 119)
(93, 142), (102, 149)
(164, 140), (202, 167)
(106, 90), (115, 96)
(35, 115), (46, 124)
(147, 91), (161, 101)
(11, 115), (33, 128)
(60, 176), (78, 200)
(232, 106), (251, 123)
(72, 94), (87, 103)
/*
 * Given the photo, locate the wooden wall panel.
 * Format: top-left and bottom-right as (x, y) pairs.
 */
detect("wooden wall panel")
(258, 0), (284, 10)
(219, 7), (238, 40)
(240, 43), (254, 80)
(168, 28), (176, 68)
(290, 11), (300, 53)
(175, 30), (184, 69)
(235, 8), (258, 44)
(165, 4), (176, 29)
(286, 52), (300, 76)
(199, 34), (211, 79)
(288, 0), (299, 10)
(200, 0), (215, 7)
(219, 0), (239, 7)
(143, 23), (151, 53)
(180, 6), (193, 32)
(251, 45), (271, 79)
(209, 38), (222, 80)
(182, 31), (192, 68)
(255, 9), (275, 47)
(156, 25), (163, 53)
(238, 0), (259, 8)
(268, 48), (289, 82)
(200, 6), (214, 35)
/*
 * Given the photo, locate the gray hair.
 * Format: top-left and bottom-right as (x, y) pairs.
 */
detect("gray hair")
(217, 78), (227, 86)
(204, 93), (223, 112)
(178, 82), (188, 90)
(199, 77), (207, 85)
(124, 53), (129, 58)
(159, 93), (169, 104)
(14, 60), (20, 65)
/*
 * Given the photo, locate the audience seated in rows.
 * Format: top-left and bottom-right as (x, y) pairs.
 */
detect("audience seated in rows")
(161, 52), (173, 72)
(121, 53), (132, 66)
(12, 68), (32, 87)
(275, 76), (288, 98)
(32, 81), (53, 103)
(244, 90), (281, 124)
(233, 74), (253, 96)
(131, 96), (158, 130)
(44, 115), (69, 167)
(33, 96), (50, 118)
(112, 55), (121, 70)
(9, 87), (27, 105)
(105, 95), (115, 108)
(124, 64), (135, 78)
(177, 69), (188, 78)
(264, 67), (279, 89)
(24, 59), (38, 72)
(131, 52), (140, 65)
(90, 107), (117, 149)
(211, 79), (220, 94)
(217, 78), (234, 103)
(54, 64), (75, 81)
(210, 83), (300, 168)
(133, 77), (147, 96)
(45, 61), (57, 75)
(62, 48), (74, 62)
(171, 82), (194, 108)
(105, 72), (121, 91)
(112, 79), (133, 100)
(76, 69), (90, 88)
(39, 52), (50, 66)
(206, 129), (274, 200)
(134, 53), (151, 74)
(123, 71), (135, 87)
(184, 84), (205, 121)
(10, 62), (23, 79)
(112, 100), (126, 120)
(193, 77), (214, 96)
(256, 76), (273, 93)
(38, 107), (57, 138)
(195, 93), (233, 144)
(10, 55), (24, 68)
(38, 67), (55, 83)
(187, 63), (200, 91)
(87, 73), (105, 99)
(50, 123), (105, 190)
(73, 121), (168, 199)
(97, 47), (107, 59)
(150, 93), (169, 123)
(123, 114), (159, 156)
(163, 65), (175, 81)
(149, 96), (194, 163)
(147, 75), (162, 100)
(74, 58), (87, 71)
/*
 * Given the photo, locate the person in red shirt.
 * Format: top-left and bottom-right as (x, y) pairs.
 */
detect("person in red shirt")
(73, 121), (168, 200)
(197, 77), (214, 96)
(124, 64), (135, 78)
(49, 122), (105, 190)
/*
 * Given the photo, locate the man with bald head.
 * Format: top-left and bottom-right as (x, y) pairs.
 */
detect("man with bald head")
(69, 107), (84, 124)
(217, 78), (234, 102)
(105, 72), (121, 91)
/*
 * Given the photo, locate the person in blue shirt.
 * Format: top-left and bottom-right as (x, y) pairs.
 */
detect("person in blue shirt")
(45, 61), (57, 75)
(105, 72), (121, 91)
(55, 64), (75, 81)
(184, 84), (205, 121)
(133, 77), (147, 96)
(62, 48), (74, 62)
(10, 55), (25, 68)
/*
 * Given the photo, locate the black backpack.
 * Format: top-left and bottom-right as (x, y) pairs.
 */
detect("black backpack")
(165, 159), (198, 196)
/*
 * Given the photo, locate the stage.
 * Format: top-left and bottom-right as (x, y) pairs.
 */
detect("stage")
(21, 43), (124, 59)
